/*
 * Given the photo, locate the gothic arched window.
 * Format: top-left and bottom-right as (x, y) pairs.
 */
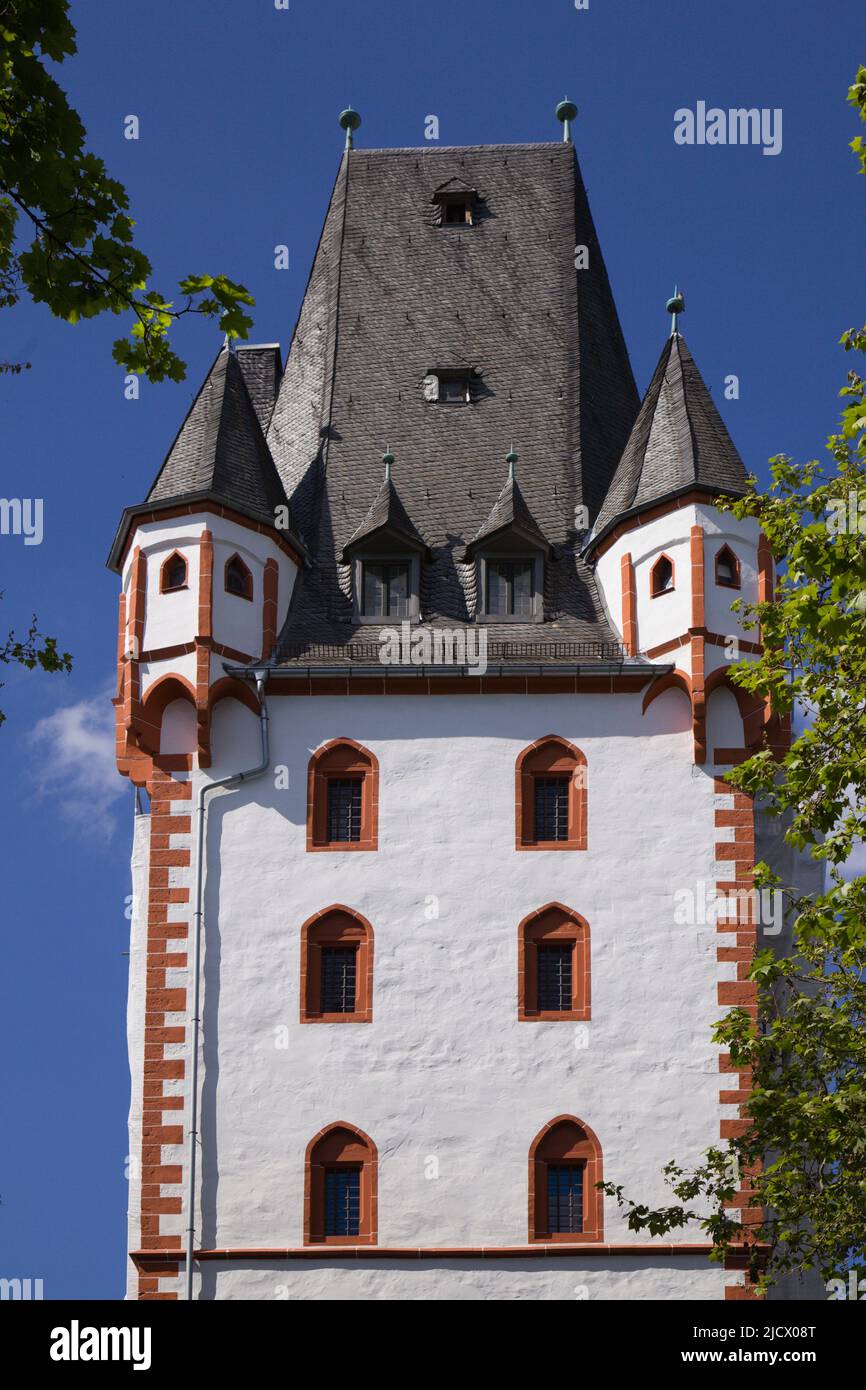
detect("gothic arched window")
(225, 553), (253, 600)
(715, 544), (741, 589)
(650, 553), (675, 597)
(304, 1123), (378, 1245)
(307, 738), (379, 851)
(528, 1116), (603, 1242)
(515, 736), (587, 850)
(300, 906), (374, 1023)
(518, 904), (590, 1022)
(160, 551), (187, 593)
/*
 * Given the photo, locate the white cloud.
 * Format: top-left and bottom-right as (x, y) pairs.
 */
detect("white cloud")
(29, 688), (127, 841)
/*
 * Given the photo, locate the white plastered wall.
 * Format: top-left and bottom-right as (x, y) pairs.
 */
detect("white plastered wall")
(120, 511), (298, 680)
(593, 504), (761, 686)
(168, 687), (737, 1299)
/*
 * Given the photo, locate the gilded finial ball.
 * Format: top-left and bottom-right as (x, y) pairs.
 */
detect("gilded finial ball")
(556, 99), (578, 124)
(666, 291), (685, 316)
(339, 107), (362, 133)
(506, 450), (519, 465)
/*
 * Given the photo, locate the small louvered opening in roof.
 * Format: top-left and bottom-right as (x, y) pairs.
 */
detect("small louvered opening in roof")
(442, 197), (473, 225)
(434, 370), (472, 404)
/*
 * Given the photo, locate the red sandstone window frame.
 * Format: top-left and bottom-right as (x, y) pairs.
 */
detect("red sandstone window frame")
(299, 906), (374, 1024)
(307, 738), (379, 852)
(518, 903), (590, 1022)
(160, 550), (188, 593)
(304, 1122), (378, 1246)
(224, 552), (253, 601)
(515, 735), (587, 850)
(650, 552), (675, 598)
(714, 544), (741, 589)
(528, 1115), (604, 1243)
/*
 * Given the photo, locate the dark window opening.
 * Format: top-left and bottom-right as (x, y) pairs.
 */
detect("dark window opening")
(715, 546), (740, 588)
(324, 1167), (361, 1237)
(225, 554), (252, 599)
(327, 778), (362, 843)
(442, 198), (472, 225)
(486, 559), (534, 617)
(537, 944), (573, 1012)
(320, 946), (358, 1014)
(438, 373), (471, 403)
(362, 561), (410, 617)
(547, 1164), (584, 1234)
(163, 555), (187, 590)
(651, 555), (674, 596)
(534, 777), (570, 842)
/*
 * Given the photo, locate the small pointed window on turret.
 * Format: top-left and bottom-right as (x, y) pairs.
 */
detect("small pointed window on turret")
(715, 545), (740, 588)
(225, 553), (253, 600)
(160, 551), (187, 593)
(650, 554), (674, 597)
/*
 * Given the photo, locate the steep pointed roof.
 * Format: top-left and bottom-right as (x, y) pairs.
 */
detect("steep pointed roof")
(265, 142), (638, 658)
(588, 332), (750, 550)
(235, 343), (282, 435)
(342, 466), (429, 558)
(107, 344), (309, 571)
(464, 466), (551, 558)
(147, 344), (288, 517)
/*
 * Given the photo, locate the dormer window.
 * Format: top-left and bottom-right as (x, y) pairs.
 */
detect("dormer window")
(431, 180), (478, 228)
(442, 197), (473, 225)
(361, 560), (411, 619)
(486, 559), (534, 617)
(424, 369), (473, 405)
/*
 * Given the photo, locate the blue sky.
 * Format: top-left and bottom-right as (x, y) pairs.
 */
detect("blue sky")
(0, 0), (861, 1298)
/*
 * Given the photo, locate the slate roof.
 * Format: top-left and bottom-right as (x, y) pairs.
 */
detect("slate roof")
(587, 332), (750, 551)
(107, 344), (308, 570)
(146, 344), (289, 518)
(264, 142), (641, 663)
(111, 140), (743, 673)
(235, 344), (282, 436)
(342, 467), (429, 558)
(464, 467), (551, 558)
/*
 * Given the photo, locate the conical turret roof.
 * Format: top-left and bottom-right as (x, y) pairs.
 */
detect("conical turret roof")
(589, 333), (750, 550)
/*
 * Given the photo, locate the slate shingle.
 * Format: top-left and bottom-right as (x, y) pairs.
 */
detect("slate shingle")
(589, 333), (750, 549)
(265, 142), (640, 662)
(146, 345), (289, 520)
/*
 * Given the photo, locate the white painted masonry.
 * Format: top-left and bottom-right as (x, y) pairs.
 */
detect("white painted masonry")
(150, 689), (740, 1299)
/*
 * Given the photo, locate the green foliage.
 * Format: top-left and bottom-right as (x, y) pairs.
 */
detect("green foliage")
(600, 70), (866, 1293)
(0, 0), (255, 382)
(0, 600), (72, 725)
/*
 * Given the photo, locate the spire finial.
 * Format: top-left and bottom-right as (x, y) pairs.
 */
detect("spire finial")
(666, 286), (685, 336)
(506, 444), (518, 480)
(382, 446), (395, 481)
(555, 98), (578, 143)
(339, 106), (362, 150)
